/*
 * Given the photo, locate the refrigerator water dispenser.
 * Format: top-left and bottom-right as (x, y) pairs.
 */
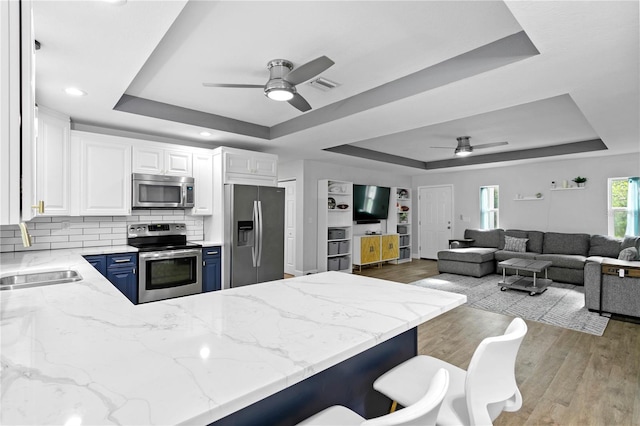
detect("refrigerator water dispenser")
(237, 221), (254, 247)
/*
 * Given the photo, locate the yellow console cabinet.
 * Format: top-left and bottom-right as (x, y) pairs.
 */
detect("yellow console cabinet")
(381, 234), (399, 261)
(353, 234), (399, 271)
(360, 236), (381, 264)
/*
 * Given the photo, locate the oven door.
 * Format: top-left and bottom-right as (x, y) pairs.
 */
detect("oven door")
(133, 180), (186, 209)
(138, 248), (202, 303)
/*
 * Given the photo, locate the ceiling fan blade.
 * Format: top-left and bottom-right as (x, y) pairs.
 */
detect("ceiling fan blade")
(285, 56), (335, 86)
(473, 141), (509, 149)
(429, 146), (454, 149)
(202, 83), (264, 89)
(288, 93), (312, 112)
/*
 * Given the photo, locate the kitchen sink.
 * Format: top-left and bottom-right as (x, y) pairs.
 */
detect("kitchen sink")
(0, 270), (82, 291)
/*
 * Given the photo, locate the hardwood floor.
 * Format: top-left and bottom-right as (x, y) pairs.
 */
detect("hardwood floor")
(356, 259), (640, 425)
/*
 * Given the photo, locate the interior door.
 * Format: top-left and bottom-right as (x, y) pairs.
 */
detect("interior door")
(419, 186), (453, 259)
(278, 180), (296, 276)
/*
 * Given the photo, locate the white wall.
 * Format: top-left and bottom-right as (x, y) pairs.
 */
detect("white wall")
(279, 159), (412, 274)
(412, 153), (640, 240)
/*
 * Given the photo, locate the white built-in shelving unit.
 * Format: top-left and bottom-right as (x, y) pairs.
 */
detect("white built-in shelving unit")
(317, 179), (353, 273)
(388, 187), (412, 263)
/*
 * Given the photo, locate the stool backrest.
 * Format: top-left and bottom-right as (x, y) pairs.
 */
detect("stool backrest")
(465, 317), (528, 425)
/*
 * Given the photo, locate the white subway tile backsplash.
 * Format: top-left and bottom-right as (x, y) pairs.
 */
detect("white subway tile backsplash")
(83, 228), (113, 235)
(35, 235), (69, 243)
(84, 240), (112, 247)
(50, 241), (84, 249)
(14, 243), (51, 251)
(29, 216), (52, 223)
(35, 222), (63, 230)
(2, 237), (26, 245)
(71, 222), (101, 229)
(1, 210), (205, 253)
(84, 216), (113, 222)
(69, 235), (100, 242)
(51, 228), (84, 236)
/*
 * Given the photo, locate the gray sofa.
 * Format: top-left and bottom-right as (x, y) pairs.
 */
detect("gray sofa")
(585, 257), (640, 317)
(438, 229), (640, 285)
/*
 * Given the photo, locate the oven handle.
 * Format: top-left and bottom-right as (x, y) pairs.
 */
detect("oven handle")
(139, 249), (201, 261)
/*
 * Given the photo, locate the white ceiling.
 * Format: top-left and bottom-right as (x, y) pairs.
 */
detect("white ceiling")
(33, 1), (640, 175)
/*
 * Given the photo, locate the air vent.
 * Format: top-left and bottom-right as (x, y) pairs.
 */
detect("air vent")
(307, 77), (340, 92)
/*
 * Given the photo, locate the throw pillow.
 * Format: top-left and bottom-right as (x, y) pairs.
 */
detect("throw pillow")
(504, 235), (528, 253)
(618, 247), (639, 261)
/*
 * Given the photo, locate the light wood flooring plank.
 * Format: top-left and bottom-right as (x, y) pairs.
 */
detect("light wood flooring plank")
(359, 259), (640, 425)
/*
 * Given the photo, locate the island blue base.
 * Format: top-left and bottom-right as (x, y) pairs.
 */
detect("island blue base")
(212, 327), (417, 426)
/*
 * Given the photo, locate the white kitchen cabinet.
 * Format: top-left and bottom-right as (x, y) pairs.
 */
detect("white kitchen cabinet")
(205, 146), (278, 244)
(34, 107), (70, 216)
(220, 147), (278, 185)
(0, 0), (21, 224)
(191, 150), (213, 215)
(133, 144), (192, 176)
(71, 131), (132, 216)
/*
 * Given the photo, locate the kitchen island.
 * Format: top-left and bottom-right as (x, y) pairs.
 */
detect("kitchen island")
(1, 250), (465, 425)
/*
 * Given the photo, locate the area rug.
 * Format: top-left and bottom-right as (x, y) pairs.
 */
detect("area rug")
(411, 273), (609, 336)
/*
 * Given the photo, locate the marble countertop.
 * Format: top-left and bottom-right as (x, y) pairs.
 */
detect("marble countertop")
(1, 251), (466, 425)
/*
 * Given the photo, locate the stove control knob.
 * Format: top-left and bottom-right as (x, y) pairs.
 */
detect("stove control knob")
(136, 227), (142, 231)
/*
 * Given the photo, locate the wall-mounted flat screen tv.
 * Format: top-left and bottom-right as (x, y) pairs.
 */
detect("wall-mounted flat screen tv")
(353, 184), (391, 223)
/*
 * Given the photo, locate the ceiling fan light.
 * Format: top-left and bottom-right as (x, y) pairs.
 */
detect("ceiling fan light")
(266, 88), (294, 101)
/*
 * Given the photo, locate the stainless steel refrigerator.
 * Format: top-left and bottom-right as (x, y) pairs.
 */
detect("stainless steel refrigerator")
(224, 184), (285, 288)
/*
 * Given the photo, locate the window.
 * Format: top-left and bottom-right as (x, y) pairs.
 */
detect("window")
(608, 177), (640, 237)
(480, 185), (499, 229)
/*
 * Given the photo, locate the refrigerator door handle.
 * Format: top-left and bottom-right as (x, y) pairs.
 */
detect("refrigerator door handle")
(256, 200), (263, 267)
(251, 200), (259, 267)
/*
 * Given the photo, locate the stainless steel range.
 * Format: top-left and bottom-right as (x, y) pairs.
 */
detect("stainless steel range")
(127, 223), (202, 304)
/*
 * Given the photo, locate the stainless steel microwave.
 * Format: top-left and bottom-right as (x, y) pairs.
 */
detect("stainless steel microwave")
(132, 173), (195, 209)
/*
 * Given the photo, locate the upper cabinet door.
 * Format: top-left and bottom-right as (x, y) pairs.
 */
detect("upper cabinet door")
(35, 108), (71, 216)
(133, 144), (192, 176)
(224, 151), (253, 175)
(191, 152), (213, 215)
(222, 148), (278, 186)
(72, 131), (132, 216)
(133, 146), (163, 175)
(164, 149), (192, 176)
(253, 155), (277, 177)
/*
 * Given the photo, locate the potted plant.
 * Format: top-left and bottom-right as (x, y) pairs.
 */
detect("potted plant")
(573, 176), (587, 187)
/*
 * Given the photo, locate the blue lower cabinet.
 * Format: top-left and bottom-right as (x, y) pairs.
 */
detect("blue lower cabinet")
(106, 266), (138, 304)
(106, 253), (138, 304)
(84, 253), (139, 304)
(202, 246), (221, 292)
(83, 254), (107, 276)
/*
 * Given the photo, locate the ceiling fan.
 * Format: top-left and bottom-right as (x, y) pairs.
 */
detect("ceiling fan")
(202, 56), (334, 112)
(430, 136), (508, 157)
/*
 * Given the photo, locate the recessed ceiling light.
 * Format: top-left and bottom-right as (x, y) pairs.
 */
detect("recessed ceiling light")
(102, 0), (127, 4)
(199, 131), (212, 137)
(64, 87), (87, 97)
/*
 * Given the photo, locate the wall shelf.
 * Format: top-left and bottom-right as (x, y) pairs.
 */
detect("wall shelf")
(550, 187), (586, 191)
(514, 196), (544, 201)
